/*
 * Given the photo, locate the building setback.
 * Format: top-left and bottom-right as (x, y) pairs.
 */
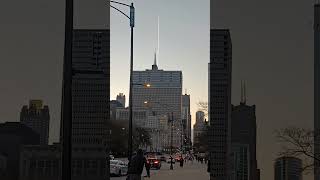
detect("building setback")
(274, 156), (302, 180)
(209, 29), (232, 180)
(315, 3), (320, 180)
(20, 100), (50, 145)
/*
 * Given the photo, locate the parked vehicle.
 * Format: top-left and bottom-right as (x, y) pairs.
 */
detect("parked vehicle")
(110, 160), (128, 176)
(160, 156), (167, 162)
(147, 157), (161, 169)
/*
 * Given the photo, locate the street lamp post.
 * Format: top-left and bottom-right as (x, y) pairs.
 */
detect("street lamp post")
(170, 112), (174, 170)
(110, 1), (135, 161)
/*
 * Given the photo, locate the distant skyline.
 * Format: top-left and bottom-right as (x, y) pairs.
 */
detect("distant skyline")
(0, 0), (314, 180)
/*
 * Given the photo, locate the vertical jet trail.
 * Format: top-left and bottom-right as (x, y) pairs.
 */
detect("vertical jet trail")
(158, 16), (160, 63)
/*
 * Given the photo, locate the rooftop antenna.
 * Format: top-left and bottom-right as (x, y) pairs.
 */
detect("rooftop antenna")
(240, 80), (244, 104)
(244, 80), (247, 104)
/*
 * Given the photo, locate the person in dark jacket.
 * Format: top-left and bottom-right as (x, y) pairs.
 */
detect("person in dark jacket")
(144, 159), (151, 178)
(179, 156), (184, 167)
(127, 149), (146, 180)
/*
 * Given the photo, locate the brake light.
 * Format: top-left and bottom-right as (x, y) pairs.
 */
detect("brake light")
(154, 161), (159, 164)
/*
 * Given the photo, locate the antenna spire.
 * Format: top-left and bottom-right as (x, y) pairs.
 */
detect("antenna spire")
(152, 49), (158, 70)
(244, 80), (247, 104)
(240, 80), (247, 104)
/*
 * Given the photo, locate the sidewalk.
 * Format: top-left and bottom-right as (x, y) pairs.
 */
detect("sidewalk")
(147, 161), (209, 180)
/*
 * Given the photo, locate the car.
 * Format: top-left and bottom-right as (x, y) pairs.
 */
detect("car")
(110, 160), (128, 176)
(147, 157), (161, 169)
(160, 156), (167, 162)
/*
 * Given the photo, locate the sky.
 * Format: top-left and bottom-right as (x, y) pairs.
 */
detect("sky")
(0, 0), (315, 180)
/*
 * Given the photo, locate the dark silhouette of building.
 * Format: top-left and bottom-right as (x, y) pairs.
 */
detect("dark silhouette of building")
(116, 93), (126, 107)
(61, 29), (109, 180)
(315, 2), (320, 180)
(0, 122), (40, 180)
(19, 143), (61, 180)
(274, 156), (302, 180)
(193, 111), (206, 145)
(209, 29), (232, 180)
(110, 100), (124, 121)
(231, 82), (260, 180)
(20, 100), (50, 145)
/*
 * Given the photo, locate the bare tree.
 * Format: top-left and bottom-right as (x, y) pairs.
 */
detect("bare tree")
(276, 127), (320, 173)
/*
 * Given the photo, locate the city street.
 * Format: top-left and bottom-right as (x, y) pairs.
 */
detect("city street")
(111, 160), (209, 180)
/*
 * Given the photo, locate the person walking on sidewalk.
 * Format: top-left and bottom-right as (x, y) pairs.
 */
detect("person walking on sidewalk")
(179, 156), (184, 167)
(127, 149), (146, 180)
(144, 159), (151, 178)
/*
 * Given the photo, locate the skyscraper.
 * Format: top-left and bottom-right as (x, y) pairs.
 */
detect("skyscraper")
(193, 111), (208, 147)
(182, 94), (191, 150)
(231, 83), (259, 180)
(66, 29), (109, 180)
(132, 57), (183, 148)
(116, 93), (126, 107)
(209, 28), (232, 179)
(274, 156), (302, 180)
(315, 3), (320, 180)
(20, 100), (50, 145)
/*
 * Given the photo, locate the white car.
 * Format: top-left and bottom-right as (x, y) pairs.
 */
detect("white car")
(110, 160), (128, 176)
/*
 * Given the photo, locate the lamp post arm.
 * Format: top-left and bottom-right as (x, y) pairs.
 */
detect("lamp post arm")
(110, 5), (130, 19)
(110, 1), (131, 7)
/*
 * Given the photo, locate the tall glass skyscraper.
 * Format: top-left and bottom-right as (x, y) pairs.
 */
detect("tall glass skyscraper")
(209, 28), (232, 180)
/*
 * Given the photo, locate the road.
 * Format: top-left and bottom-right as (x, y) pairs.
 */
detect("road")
(111, 160), (209, 180)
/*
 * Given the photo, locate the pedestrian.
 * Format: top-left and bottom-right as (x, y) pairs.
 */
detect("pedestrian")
(179, 156), (184, 167)
(144, 159), (151, 178)
(207, 159), (210, 173)
(127, 149), (146, 180)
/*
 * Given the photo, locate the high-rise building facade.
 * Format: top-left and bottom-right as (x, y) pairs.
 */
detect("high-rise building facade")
(116, 93), (126, 107)
(0, 122), (40, 180)
(182, 94), (191, 150)
(69, 29), (109, 180)
(20, 100), (50, 145)
(209, 29), (232, 179)
(274, 156), (302, 180)
(315, 3), (320, 180)
(231, 95), (259, 180)
(132, 60), (183, 148)
(193, 111), (208, 147)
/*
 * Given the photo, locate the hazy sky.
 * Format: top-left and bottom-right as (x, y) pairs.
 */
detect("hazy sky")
(0, 0), (315, 180)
